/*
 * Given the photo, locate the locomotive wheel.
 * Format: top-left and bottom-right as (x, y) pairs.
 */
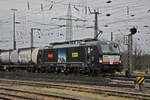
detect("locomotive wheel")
(40, 68), (46, 73)
(55, 67), (61, 73)
(90, 69), (98, 76)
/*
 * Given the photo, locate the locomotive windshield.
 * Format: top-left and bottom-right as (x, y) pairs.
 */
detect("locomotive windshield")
(100, 43), (120, 54)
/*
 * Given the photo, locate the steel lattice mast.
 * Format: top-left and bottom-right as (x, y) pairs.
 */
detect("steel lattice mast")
(66, 3), (72, 41)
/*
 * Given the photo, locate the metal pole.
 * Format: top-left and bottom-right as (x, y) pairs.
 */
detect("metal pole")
(30, 28), (40, 63)
(94, 10), (98, 39)
(31, 28), (33, 49)
(31, 28), (33, 63)
(66, 3), (72, 42)
(11, 9), (17, 50)
(128, 34), (133, 75)
(111, 32), (113, 41)
(90, 9), (100, 39)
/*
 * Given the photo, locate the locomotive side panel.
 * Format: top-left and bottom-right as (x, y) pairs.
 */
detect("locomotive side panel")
(58, 48), (67, 63)
(67, 46), (86, 62)
(38, 49), (58, 63)
(37, 46), (86, 64)
(87, 46), (100, 64)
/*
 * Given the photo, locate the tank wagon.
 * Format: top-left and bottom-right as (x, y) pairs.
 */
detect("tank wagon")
(0, 40), (123, 74)
(0, 48), (39, 71)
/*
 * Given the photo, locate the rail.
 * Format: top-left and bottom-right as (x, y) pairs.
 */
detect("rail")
(0, 79), (149, 100)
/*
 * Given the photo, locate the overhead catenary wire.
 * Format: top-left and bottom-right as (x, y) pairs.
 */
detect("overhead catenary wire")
(0, 0), (147, 25)
(0, 0), (147, 22)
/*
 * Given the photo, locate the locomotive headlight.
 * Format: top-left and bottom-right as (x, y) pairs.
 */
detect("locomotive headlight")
(99, 58), (103, 63)
(119, 60), (121, 63)
(99, 60), (102, 63)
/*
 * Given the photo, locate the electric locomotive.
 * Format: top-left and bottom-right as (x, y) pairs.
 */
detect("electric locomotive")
(36, 39), (123, 73)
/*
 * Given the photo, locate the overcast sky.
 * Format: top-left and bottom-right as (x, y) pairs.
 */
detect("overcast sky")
(0, 0), (150, 53)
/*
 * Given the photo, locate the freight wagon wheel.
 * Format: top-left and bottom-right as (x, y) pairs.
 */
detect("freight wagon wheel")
(35, 68), (40, 73)
(27, 68), (31, 72)
(32, 68), (36, 72)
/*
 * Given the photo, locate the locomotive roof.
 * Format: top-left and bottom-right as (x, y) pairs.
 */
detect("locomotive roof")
(53, 42), (94, 48)
(40, 40), (117, 50)
(55, 40), (100, 49)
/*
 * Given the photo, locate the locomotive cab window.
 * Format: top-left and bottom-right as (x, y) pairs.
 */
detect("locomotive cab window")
(100, 44), (110, 54)
(110, 44), (120, 54)
(99, 43), (120, 54)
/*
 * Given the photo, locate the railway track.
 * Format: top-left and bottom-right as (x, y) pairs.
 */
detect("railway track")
(108, 74), (150, 86)
(0, 78), (139, 89)
(110, 76), (150, 83)
(1, 71), (150, 83)
(0, 71), (150, 89)
(0, 79), (150, 100)
(0, 92), (34, 100)
(112, 73), (150, 79)
(0, 71), (150, 99)
(0, 86), (80, 100)
(0, 96), (17, 100)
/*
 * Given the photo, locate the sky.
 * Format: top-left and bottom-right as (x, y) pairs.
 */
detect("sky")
(0, 0), (150, 53)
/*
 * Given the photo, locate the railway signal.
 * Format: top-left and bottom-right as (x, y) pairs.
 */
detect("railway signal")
(130, 27), (137, 35)
(127, 27), (137, 77)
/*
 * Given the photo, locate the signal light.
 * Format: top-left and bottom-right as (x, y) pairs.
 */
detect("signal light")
(107, 0), (112, 3)
(130, 27), (137, 35)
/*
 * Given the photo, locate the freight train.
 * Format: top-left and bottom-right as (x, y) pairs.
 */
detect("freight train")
(0, 39), (123, 74)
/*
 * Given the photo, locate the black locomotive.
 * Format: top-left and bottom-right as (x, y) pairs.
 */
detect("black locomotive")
(36, 39), (123, 74)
